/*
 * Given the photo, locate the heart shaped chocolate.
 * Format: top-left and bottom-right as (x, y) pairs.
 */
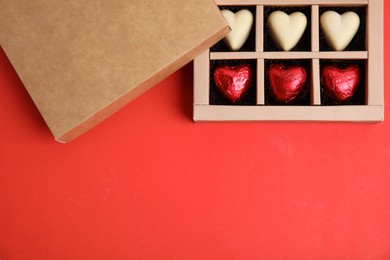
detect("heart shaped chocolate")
(221, 9), (254, 51)
(268, 64), (307, 103)
(213, 64), (252, 103)
(322, 65), (360, 102)
(267, 11), (307, 51)
(320, 11), (360, 51)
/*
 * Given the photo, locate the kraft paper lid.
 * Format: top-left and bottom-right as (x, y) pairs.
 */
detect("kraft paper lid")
(0, 0), (229, 142)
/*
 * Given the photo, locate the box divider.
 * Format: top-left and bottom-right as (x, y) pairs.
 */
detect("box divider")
(312, 5), (320, 52)
(210, 51), (368, 60)
(256, 5), (264, 52)
(257, 59), (265, 105)
(312, 59), (321, 105)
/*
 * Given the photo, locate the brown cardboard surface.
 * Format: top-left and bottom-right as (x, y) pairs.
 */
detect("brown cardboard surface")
(0, 0), (229, 142)
(194, 105), (384, 122)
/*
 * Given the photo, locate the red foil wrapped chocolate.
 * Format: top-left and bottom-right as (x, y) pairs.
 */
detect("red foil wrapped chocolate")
(213, 64), (252, 103)
(322, 65), (360, 102)
(268, 64), (307, 103)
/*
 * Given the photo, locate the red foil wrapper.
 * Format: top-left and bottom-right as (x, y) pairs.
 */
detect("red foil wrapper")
(268, 64), (307, 103)
(322, 65), (360, 102)
(213, 64), (252, 103)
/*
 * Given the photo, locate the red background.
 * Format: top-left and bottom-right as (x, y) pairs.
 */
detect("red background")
(1, 5), (389, 260)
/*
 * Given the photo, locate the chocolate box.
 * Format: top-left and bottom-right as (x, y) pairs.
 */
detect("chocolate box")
(0, 0), (229, 142)
(194, 0), (384, 122)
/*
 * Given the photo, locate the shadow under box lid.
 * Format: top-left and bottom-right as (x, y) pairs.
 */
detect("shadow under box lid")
(0, 0), (229, 143)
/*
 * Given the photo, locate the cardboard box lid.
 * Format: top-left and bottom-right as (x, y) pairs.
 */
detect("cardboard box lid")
(0, 0), (229, 143)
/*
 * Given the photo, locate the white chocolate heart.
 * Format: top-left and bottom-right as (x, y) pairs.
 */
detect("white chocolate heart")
(267, 11), (307, 51)
(221, 9), (254, 51)
(320, 11), (360, 51)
